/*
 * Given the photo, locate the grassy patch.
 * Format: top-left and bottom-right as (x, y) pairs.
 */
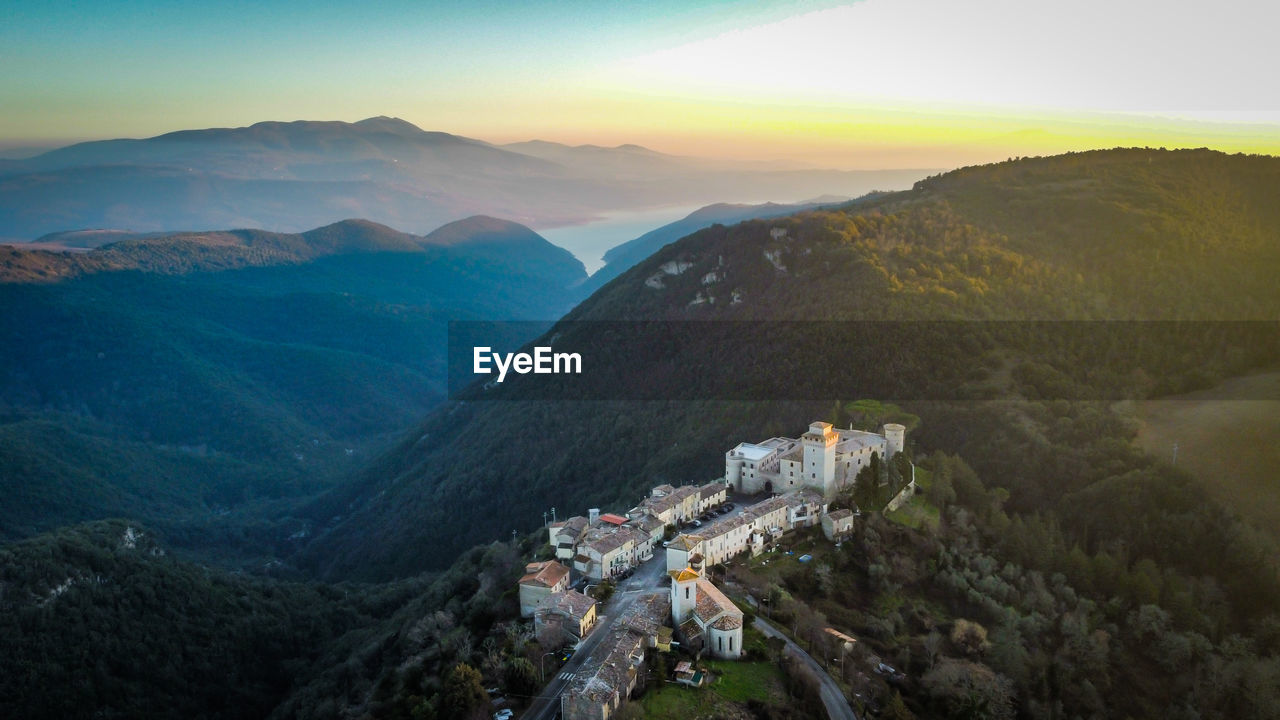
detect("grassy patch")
(638, 656), (785, 717)
(886, 466), (940, 530)
(1118, 372), (1280, 536)
(705, 659), (783, 703)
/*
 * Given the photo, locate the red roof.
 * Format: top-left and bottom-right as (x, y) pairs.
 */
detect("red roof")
(599, 513), (628, 525)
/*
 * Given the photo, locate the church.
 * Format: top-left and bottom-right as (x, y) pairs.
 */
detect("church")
(668, 565), (744, 659)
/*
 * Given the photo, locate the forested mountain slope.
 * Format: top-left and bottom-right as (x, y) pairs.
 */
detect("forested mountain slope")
(305, 148), (1280, 580)
(0, 217), (584, 560)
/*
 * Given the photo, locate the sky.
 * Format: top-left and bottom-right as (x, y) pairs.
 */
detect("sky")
(3, 0), (1278, 168)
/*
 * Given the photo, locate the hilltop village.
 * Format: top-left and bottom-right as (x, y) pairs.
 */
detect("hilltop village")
(517, 421), (913, 720)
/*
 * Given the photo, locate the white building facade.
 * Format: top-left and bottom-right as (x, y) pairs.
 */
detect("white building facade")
(725, 421), (905, 499)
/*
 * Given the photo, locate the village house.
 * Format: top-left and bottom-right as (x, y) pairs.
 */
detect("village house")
(665, 489), (826, 572)
(561, 627), (648, 720)
(535, 589), (599, 642)
(519, 560), (571, 617)
(618, 592), (672, 649)
(560, 589), (671, 720)
(822, 508), (855, 541)
(628, 481), (726, 527)
(548, 516), (590, 563)
(574, 523), (655, 581)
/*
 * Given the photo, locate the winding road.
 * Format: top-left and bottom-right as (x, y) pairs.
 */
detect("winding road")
(753, 616), (859, 720)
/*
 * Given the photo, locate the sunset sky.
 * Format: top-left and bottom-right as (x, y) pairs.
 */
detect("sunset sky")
(4, 0), (1278, 168)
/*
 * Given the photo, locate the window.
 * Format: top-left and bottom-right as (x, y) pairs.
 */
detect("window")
(719, 636), (723, 652)
(685, 587), (690, 599)
(730, 636), (735, 651)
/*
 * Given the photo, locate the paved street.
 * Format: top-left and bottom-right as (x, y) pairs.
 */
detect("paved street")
(754, 616), (859, 720)
(522, 551), (667, 720)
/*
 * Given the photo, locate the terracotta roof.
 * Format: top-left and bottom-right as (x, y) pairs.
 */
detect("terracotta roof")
(583, 524), (647, 555)
(631, 515), (665, 533)
(785, 489), (824, 507)
(620, 593), (670, 638)
(824, 627), (856, 643)
(644, 485), (699, 514)
(699, 481), (727, 499)
(553, 516), (589, 543)
(564, 627), (646, 704)
(599, 513), (628, 525)
(519, 560), (570, 589)
(693, 576), (741, 625)
(538, 590), (597, 620)
(668, 567), (700, 582)
(668, 533), (703, 551)
(712, 615), (743, 631)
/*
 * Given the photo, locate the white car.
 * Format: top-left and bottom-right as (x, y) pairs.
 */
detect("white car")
(493, 710), (514, 720)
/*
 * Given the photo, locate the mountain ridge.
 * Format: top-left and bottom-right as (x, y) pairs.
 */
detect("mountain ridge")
(0, 116), (933, 239)
(299, 147), (1280, 582)
(0, 214), (586, 558)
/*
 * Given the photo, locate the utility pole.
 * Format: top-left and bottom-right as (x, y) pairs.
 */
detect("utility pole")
(543, 511), (548, 527)
(551, 506), (557, 524)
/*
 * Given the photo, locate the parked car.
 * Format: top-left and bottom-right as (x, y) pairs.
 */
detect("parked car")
(494, 710), (514, 720)
(724, 503), (736, 511)
(691, 519), (703, 527)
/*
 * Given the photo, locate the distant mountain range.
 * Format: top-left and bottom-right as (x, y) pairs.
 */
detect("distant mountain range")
(0, 215), (583, 559)
(0, 117), (933, 239)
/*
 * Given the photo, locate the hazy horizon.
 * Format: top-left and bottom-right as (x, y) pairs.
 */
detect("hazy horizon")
(4, 0), (1279, 170)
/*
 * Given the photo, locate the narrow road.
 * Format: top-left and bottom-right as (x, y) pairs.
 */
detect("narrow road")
(523, 553), (668, 720)
(754, 616), (859, 720)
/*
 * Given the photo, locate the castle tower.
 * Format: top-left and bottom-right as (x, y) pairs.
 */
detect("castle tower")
(725, 452), (744, 491)
(669, 567), (700, 624)
(801, 421), (837, 495)
(883, 423), (905, 459)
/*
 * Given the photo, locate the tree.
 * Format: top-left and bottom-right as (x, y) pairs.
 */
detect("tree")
(592, 579), (616, 603)
(767, 636), (787, 665)
(883, 690), (917, 720)
(950, 619), (990, 656)
(439, 663), (487, 719)
(928, 468), (956, 509)
(922, 658), (1014, 720)
(504, 656), (539, 697)
(923, 630), (943, 669)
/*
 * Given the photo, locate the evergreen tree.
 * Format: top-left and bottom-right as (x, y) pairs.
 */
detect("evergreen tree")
(440, 663), (486, 719)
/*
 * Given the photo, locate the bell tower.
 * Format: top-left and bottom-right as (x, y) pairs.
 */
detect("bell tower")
(669, 567), (700, 624)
